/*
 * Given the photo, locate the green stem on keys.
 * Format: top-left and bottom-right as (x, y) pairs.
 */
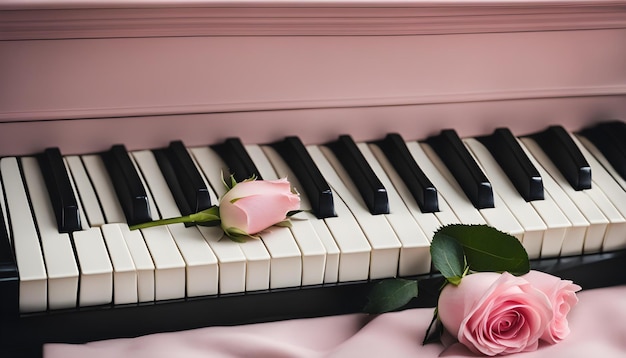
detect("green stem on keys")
(129, 206), (221, 230)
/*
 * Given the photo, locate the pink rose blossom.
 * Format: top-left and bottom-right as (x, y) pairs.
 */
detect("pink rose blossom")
(219, 178), (300, 236)
(523, 270), (581, 344)
(438, 272), (553, 356)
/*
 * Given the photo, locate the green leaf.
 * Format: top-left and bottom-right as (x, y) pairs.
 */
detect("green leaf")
(430, 233), (466, 285)
(286, 210), (303, 217)
(223, 229), (248, 243)
(189, 206), (220, 223)
(224, 226), (259, 242)
(224, 233), (247, 243)
(273, 220), (292, 228)
(363, 278), (418, 314)
(446, 276), (462, 286)
(434, 224), (529, 275)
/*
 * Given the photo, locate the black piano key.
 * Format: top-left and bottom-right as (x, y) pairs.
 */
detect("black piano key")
(579, 121), (626, 181)
(527, 125), (591, 191)
(271, 136), (335, 219)
(326, 135), (389, 215)
(153, 148), (193, 216)
(212, 138), (263, 182)
(374, 133), (439, 213)
(477, 128), (544, 202)
(101, 145), (152, 226)
(166, 141), (211, 213)
(0, 206), (19, 320)
(427, 129), (494, 209)
(36, 147), (82, 232)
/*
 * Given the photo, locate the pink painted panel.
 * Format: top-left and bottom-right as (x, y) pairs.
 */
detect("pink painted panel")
(0, 96), (624, 156)
(1, 29), (625, 122)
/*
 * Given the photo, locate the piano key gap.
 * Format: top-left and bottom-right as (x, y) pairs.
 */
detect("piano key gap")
(0, 172), (15, 250)
(78, 155), (112, 225)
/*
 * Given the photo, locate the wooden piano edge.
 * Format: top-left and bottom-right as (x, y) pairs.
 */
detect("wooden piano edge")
(1, 249), (625, 356)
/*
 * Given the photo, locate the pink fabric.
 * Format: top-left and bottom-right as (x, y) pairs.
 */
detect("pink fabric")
(44, 285), (626, 358)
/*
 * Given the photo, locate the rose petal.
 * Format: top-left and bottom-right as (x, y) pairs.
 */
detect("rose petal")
(438, 272), (502, 338)
(221, 179), (292, 203)
(523, 270), (581, 343)
(232, 194), (299, 234)
(219, 178), (300, 235)
(438, 272), (553, 356)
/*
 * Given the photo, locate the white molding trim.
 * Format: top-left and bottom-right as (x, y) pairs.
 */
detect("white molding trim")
(2, 84), (625, 123)
(1, 1), (626, 40)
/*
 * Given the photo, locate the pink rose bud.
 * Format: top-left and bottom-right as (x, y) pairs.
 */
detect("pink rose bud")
(438, 272), (553, 356)
(522, 270), (581, 344)
(219, 178), (300, 236)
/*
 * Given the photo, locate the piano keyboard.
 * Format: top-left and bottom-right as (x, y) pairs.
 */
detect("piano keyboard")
(1, 122), (626, 317)
(0, 122), (625, 351)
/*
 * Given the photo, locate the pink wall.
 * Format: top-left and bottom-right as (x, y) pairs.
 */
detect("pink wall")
(1, 1), (625, 155)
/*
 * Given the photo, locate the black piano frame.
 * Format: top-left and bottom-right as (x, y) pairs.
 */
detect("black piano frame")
(1, 250), (625, 358)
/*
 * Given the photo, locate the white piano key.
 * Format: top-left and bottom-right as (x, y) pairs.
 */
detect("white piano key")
(238, 239), (271, 292)
(224, 144), (303, 289)
(132, 150), (218, 296)
(176, 146), (247, 294)
(288, 217), (327, 285)
(65, 155), (106, 227)
(117, 224), (155, 302)
(551, 156), (616, 253)
(62, 157), (90, 231)
(128, 152), (160, 221)
(72, 227), (113, 307)
(410, 143), (486, 226)
(100, 224), (138, 305)
(83, 153), (182, 300)
(369, 142), (451, 240)
(580, 187), (626, 253)
(491, 139), (572, 259)
(261, 145), (341, 284)
(361, 143), (431, 276)
(579, 134), (626, 193)
(1, 157), (47, 312)
(81, 154), (127, 224)
(464, 138), (561, 260)
(196, 224), (246, 294)
(526, 192), (569, 258)
(574, 135), (626, 251)
(520, 137), (606, 256)
(0, 169), (8, 233)
(421, 142), (526, 241)
(21, 157), (78, 310)
(403, 142), (463, 228)
(312, 145), (397, 280)
(140, 226), (186, 300)
(191, 146), (271, 291)
(315, 191), (371, 282)
(167, 223), (219, 296)
(77, 155), (155, 303)
(474, 186), (524, 241)
(255, 226), (303, 288)
(309, 218), (340, 283)
(246, 144), (325, 286)
(131, 150), (181, 219)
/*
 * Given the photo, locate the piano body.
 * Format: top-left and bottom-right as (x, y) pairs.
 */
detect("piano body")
(1, 0), (626, 355)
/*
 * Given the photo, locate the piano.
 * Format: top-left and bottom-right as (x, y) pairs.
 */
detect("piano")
(1, 0), (626, 356)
